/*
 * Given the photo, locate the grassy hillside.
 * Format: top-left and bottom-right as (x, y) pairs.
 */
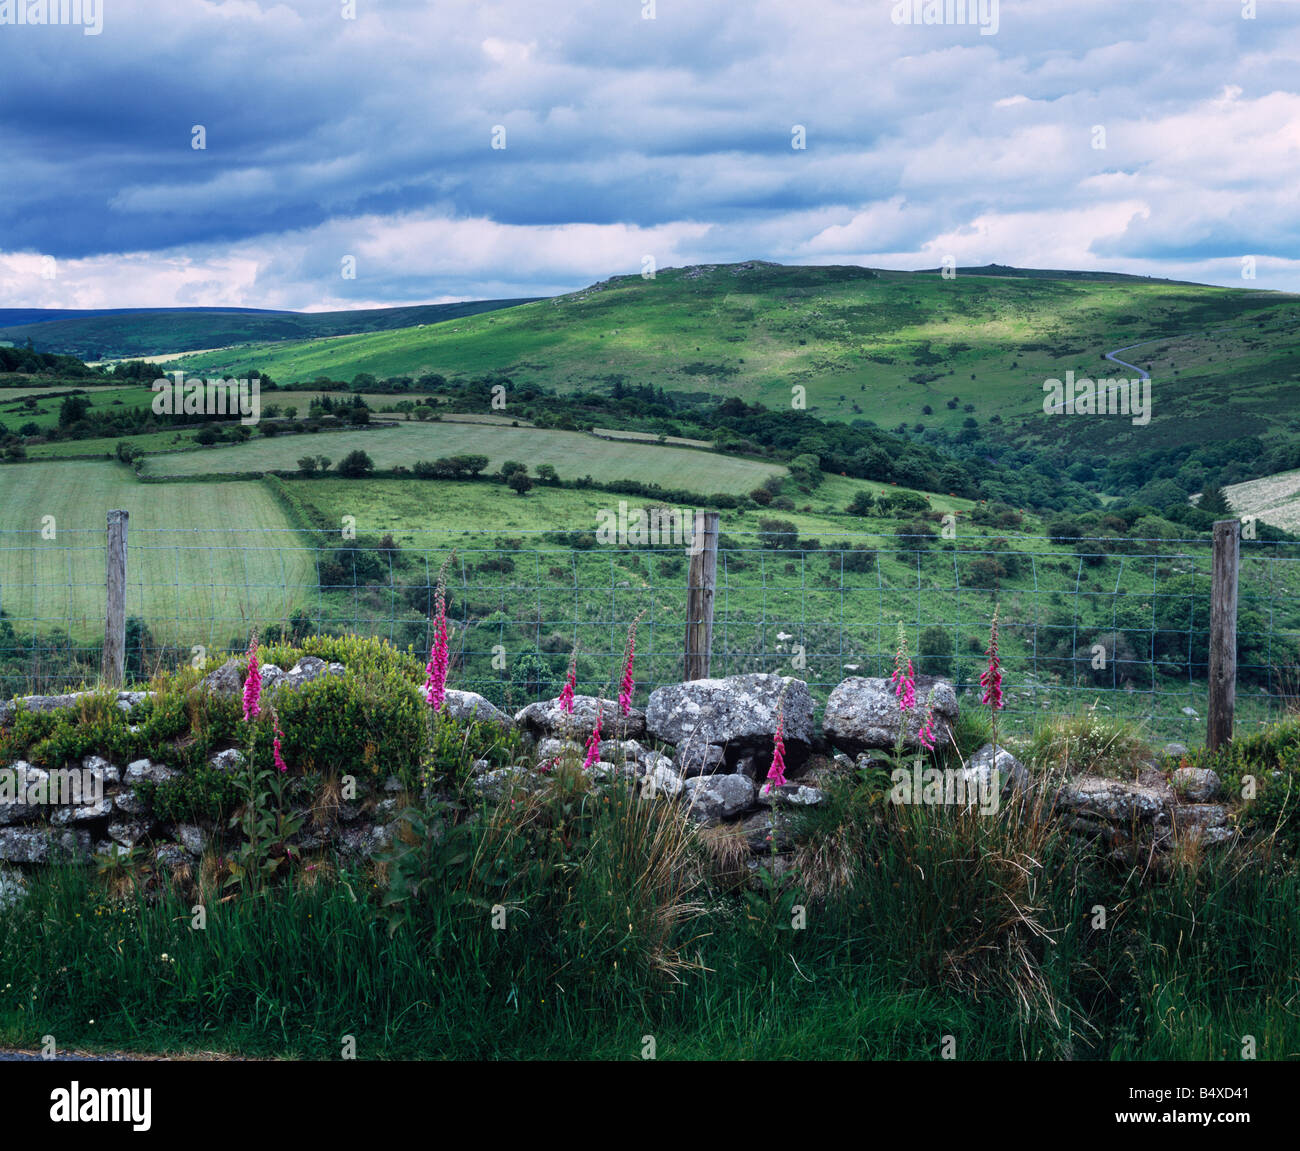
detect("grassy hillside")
(167, 264), (1300, 467)
(136, 422), (787, 493)
(0, 299), (537, 362)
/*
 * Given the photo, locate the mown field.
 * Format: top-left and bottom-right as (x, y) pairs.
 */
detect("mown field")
(135, 422), (787, 492)
(1227, 467), (1300, 532)
(0, 461), (312, 645)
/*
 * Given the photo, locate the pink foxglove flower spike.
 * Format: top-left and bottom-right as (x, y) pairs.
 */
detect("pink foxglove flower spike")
(242, 632), (262, 722)
(583, 706), (604, 770)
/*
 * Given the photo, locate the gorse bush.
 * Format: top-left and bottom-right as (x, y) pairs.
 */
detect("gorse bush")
(283, 633), (426, 681)
(426, 710), (530, 788)
(0, 677), (241, 777)
(275, 668), (429, 787)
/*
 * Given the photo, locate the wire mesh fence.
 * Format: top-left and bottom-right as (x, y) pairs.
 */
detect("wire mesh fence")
(2, 525), (1298, 743)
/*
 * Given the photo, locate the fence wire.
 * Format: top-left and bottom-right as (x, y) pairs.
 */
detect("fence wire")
(2, 527), (1297, 743)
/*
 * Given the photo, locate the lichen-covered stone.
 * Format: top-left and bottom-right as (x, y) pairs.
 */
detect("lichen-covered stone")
(822, 676), (958, 754)
(647, 675), (815, 766)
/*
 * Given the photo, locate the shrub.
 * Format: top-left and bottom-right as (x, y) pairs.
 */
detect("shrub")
(917, 625), (953, 677)
(846, 490), (874, 516)
(337, 450), (375, 478)
(274, 668), (431, 787)
(758, 518), (799, 550)
(1180, 717), (1300, 855)
(839, 545), (876, 573)
(426, 711), (530, 787)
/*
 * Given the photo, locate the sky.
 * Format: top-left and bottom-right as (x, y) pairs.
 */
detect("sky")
(2, 0), (1299, 310)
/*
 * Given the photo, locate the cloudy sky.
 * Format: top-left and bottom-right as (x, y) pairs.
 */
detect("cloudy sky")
(2, 0), (1298, 309)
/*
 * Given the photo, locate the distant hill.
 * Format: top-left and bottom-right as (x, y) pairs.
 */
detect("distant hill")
(0, 299), (539, 360)
(167, 262), (1299, 466)
(0, 306), (287, 332)
(912, 263), (1206, 286)
(23, 260), (1300, 504)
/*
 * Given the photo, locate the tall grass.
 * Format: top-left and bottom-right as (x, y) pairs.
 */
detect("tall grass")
(3, 768), (1299, 1059)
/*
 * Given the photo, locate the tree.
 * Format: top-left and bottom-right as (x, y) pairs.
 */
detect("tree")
(787, 452), (824, 490)
(507, 470), (533, 496)
(337, 450), (374, 477)
(58, 395), (91, 427)
(758, 518), (799, 550)
(450, 454), (489, 478)
(317, 456), (332, 471)
(846, 490), (875, 516)
(1199, 482), (1231, 515)
(536, 464), (559, 485)
(500, 460), (527, 479)
(297, 456), (318, 474)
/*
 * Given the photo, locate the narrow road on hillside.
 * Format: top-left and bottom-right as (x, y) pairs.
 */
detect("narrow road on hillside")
(1102, 325), (1244, 380)
(1102, 340), (1153, 379)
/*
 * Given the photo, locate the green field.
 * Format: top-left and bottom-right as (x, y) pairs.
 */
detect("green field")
(20, 428), (203, 460)
(0, 384), (155, 431)
(272, 476), (1298, 742)
(292, 473), (974, 544)
(136, 422), (787, 493)
(0, 461), (312, 644)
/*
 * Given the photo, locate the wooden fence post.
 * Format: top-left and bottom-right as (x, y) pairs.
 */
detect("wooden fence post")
(685, 511), (719, 681)
(103, 509), (128, 687)
(1207, 518), (1240, 751)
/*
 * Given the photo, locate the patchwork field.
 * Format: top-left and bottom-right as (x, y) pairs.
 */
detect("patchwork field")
(136, 423), (786, 493)
(0, 461), (312, 644)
